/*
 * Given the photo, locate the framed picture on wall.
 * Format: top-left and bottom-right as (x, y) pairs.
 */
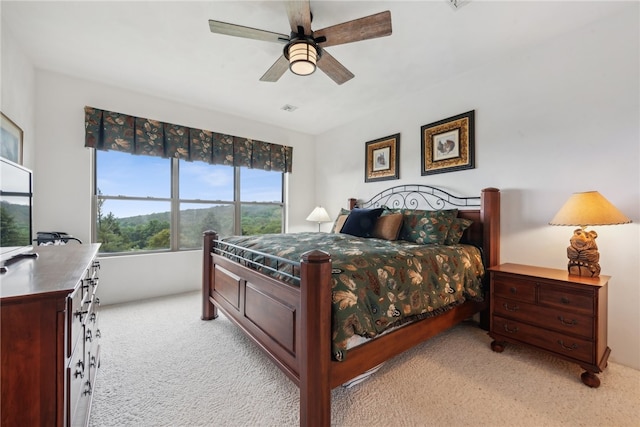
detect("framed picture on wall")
(421, 110), (474, 175)
(365, 133), (400, 182)
(1, 112), (23, 165)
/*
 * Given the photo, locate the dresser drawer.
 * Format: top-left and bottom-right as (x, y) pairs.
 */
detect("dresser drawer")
(67, 286), (84, 358)
(539, 286), (594, 315)
(492, 274), (536, 303)
(493, 296), (594, 339)
(66, 344), (86, 426)
(493, 315), (594, 363)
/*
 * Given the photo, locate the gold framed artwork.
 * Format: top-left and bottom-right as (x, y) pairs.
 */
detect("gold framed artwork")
(365, 133), (400, 182)
(1, 112), (23, 165)
(421, 110), (475, 175)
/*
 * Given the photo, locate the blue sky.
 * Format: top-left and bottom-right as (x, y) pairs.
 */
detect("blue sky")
(97, 151), (282, 218)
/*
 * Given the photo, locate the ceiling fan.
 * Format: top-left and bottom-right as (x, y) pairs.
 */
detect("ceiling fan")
(208, 0), (392, 85)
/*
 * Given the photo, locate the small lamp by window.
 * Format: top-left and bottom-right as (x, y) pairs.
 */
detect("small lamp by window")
(549, 191), (631, 277)
(306, 206), (331, 232)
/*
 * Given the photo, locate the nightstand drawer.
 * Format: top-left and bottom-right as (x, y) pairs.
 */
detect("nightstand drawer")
(539, 286), (594, 315)
(493, 315), (594, 363)
(492, 275), (536, 303)
(493, 296), (594, 339)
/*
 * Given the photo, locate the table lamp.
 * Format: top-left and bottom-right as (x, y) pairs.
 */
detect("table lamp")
(549, 191), (631, 277)
(306, 206), (331, 232)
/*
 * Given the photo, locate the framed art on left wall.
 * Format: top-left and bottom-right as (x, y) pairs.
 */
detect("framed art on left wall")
(365, 133), (400, 182)
(0, 112), (23, 165)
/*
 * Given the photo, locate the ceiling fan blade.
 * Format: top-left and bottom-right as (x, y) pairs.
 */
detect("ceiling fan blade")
(285, 0), (312, 34)
(317, 51), (354, 85)
(314, 11), (392, 48)
(209, 20), (289, 44)
(260, 55), (290, 82)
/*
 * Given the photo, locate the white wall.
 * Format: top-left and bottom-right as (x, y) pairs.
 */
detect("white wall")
(31, 70), (316, 305)
(313, 8), (639, 370)
(0, 24), (36, 169)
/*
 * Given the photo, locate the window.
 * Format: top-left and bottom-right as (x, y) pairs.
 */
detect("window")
(94, 151), (284, 254)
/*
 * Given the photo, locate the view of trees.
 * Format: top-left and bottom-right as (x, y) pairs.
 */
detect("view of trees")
(96, 198), (282, 253)
(0, 203), (30, 247)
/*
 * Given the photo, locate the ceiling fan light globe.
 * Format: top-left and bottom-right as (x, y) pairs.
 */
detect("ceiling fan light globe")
(288, 42), (317, 76)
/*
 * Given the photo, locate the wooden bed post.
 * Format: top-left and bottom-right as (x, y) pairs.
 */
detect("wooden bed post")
(481, 188), (500, 268)
(202, 230), (218, 320)
(299, 250), (332, 427)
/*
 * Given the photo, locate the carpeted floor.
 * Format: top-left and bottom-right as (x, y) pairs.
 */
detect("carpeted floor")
(89, 291), (640, 427)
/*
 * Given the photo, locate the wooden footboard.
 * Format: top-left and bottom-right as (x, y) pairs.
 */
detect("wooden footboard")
(202, 187), (500, 427)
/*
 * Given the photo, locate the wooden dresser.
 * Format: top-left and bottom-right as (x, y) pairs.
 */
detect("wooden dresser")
(488, 263), (610, 387)
(1, 244), (101, 426)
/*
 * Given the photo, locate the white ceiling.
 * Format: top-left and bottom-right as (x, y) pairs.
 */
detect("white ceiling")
(1, 1), (629, 135)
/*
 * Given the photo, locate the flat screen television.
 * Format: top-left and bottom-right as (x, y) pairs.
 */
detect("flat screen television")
(0, 157), (33, 262)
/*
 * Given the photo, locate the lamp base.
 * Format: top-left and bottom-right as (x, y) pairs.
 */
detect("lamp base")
(566, 228), (601, 278)
(568, 260), (601, 277)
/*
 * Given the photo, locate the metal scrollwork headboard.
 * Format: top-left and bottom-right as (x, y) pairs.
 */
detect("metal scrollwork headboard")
(355, 185), (480, 210)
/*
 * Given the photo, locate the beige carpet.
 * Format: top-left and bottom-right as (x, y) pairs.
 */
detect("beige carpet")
(89, 291), (639, 427)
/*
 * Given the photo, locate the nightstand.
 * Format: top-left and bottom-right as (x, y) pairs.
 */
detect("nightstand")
(488, 263), (610, 388)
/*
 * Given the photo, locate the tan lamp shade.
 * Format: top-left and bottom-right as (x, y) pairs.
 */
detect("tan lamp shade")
(549, 191), (631, 227)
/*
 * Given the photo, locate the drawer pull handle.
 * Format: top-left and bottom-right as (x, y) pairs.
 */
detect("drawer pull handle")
(86, 330), (93, 342)
(96, 329), (102, 339)
(503, 303), (519, 312)
(90, 313), (97, 323)
(561, 297), (570, 304)
(503, 324), (519, 334)
(90, 356), (97, 368)
(83, 380), (92, 396)
(74, 369), (84, 379)
(558, 316), (577, 326)
(509, 287), (517, 294)
(557, 340), (578, 351)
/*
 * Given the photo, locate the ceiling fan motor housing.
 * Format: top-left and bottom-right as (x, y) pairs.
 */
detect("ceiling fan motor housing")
(284, 30), (322, 76)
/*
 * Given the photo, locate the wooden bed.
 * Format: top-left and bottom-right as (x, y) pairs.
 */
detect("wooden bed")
(202, 186), (500, 426)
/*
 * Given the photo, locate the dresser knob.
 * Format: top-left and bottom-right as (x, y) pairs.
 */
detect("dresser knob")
(503, 324), (519, 334)
(503, 303), (519, 312)
(557, 340), (578, 351)
(561, 296), (570, 304)
(509, 287), (517, 294)
(558, 316), (577, 326)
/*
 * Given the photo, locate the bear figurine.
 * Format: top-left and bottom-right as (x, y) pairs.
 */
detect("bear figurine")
(566, 228), (601, 277)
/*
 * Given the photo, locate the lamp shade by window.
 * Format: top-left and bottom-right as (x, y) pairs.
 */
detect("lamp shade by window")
(549, 191), (631, 227)
(306, 206), (331, 231)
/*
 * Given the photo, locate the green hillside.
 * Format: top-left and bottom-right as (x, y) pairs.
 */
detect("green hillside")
(98, 204), (281, 253)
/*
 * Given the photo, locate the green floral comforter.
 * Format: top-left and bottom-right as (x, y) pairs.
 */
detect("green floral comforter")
(217, 232), (485, 361)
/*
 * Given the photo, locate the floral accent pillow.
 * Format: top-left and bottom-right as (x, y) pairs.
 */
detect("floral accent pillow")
(444, 218), (473, 245)
(399, 209), (458, 245)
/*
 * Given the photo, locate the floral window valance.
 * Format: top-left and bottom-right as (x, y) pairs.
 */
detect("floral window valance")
(84, 106), (293, 173)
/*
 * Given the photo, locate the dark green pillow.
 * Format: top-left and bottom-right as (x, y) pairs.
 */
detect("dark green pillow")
(444, 218), (473, 245)
(399, 209), (458, 245)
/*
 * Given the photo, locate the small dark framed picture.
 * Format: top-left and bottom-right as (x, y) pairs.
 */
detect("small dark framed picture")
(365, 133), (400, 182)
(421, 110), (475, 175)
(1, 112), (24, 165)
